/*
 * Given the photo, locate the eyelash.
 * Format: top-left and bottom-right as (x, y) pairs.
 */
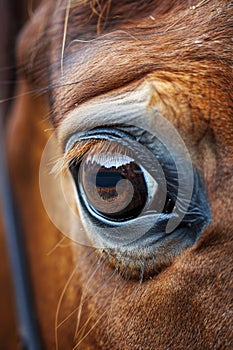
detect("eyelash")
(52, 139), (100, 176)
(66, 133), (179, 220)
(61, 128), (187, 219)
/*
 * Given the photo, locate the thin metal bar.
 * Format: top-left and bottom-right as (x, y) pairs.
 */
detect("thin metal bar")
(0, 117), (42, 350)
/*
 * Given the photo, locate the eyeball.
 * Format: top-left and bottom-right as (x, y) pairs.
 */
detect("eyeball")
(72, 141), (161, 223)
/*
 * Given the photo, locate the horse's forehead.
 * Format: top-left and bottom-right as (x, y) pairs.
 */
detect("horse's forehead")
(18, 1), (233, 139)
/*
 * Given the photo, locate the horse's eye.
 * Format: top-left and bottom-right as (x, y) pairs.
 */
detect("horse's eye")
(69, 138), (168, 226)
(63, 126), (211, 279)
(77, 148), (159, 222)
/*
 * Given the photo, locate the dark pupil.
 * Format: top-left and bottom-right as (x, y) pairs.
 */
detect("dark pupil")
(80, 160), (148, 221)
(96, 171), (123, 188)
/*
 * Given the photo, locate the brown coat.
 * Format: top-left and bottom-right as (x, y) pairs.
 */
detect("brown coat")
(1, 1), (232, 349)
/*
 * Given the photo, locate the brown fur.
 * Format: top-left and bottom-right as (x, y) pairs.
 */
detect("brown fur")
(1, 0), (233, 349)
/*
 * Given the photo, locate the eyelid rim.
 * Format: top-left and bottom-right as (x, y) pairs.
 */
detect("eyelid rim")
(65, 126), (136, 152)
(66, 127), (168, 195)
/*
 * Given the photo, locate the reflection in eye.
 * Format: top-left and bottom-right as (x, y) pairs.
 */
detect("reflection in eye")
(69, 140), (173, 225)
(80, 149), (154, 221)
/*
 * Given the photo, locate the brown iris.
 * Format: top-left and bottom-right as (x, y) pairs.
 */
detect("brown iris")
(79, 148), (148, 221)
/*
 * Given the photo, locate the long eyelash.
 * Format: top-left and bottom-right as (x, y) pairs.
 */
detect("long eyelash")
(66, 139), (101, 167)
(52, 138), (132, 177)
(51, 139), (101, 176)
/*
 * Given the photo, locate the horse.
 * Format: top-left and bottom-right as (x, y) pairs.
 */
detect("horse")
(0, 0), (232, 349)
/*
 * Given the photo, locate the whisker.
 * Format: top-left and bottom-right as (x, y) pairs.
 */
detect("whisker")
(74, 252), (121, 342)
(61, 0), (71, 76)
(75, 260), (132, 346)
(0, 88), (44, 104)
(106, 263), (133, 343)
(72, 309), (108, 350)
(68, 29), (140, 47)
(75, 274), (120, 346)
(27, 0), (35, 19)
(55, 263), (79, 350)
(74, 303), (105, 344)
(139, 260), (146, 284)
(57, 248), (98, 329)
(74, 251), (112, 338)
(46, 236), (67, 256)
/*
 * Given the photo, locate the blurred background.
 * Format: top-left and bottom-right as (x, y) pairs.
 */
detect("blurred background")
(0, 1), (40, 348)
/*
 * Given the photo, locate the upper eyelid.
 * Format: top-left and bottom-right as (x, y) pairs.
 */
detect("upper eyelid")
(65, 126), (136, 152)
(54, 139), (101, 175)
(63, 127), (178, 196)
(57, 81), (154, 148)
(61, 131), (137, 175)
